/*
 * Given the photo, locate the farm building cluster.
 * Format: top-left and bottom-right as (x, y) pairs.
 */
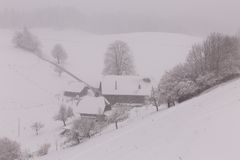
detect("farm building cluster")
(62, 75), (152, 119)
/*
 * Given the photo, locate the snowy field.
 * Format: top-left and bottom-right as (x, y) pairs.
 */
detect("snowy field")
(0, 29), (201, 154)
(28, 29), (201, 86)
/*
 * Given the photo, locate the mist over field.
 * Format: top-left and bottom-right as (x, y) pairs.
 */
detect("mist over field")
(0, 0), (240, 35)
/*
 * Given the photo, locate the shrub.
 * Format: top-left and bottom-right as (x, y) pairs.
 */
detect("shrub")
(0, 137), (21, 160)
(20, 150), (33, 160)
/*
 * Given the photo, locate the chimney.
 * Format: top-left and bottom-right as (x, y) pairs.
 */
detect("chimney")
(138, 84), (141, 89)
(115, 80), (117, 90)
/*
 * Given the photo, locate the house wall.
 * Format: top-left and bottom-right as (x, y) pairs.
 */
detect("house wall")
(80, 113), (106, 122)
(103, 95), (147, 105)
(64, 91), (81, 97)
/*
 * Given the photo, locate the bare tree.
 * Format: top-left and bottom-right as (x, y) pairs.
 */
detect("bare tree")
(54, 104), (72, 126)
(0, 137), (21, 160)
(31, 122), (44, 135)
(202, 33), (240, 76)
(103, 40), (136, 75)
(12, 27), (41, 56)
(186, 43), (206, 80)
(108, 106), (129, 129)
(52, 44), (68, 76)
(37, 143), (51, 156)
(150, 87), (162, 111)
(52, 44), (68, 64)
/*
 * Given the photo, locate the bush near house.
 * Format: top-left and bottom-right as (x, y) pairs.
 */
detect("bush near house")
(108, 106), (129, 129)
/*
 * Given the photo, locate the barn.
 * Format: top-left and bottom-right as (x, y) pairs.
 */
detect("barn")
(99, 75), (152, 105)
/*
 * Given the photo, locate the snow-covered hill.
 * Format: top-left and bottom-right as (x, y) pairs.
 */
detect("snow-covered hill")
(29, 29), (201, 86)
(0, 29), (201, 153)
(39, 78), (240, 160)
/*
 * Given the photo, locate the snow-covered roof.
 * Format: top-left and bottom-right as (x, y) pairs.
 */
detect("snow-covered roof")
(76, 96), (109, 115)
(101, 75), (152, 96)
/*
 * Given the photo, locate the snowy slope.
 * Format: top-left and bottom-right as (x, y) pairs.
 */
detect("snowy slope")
(31, 29), (201, 86)
(0, 29), (201, 88)
(39, 78), (240, 160)
(0, 29), (201, 107)
(0, 29), (200, 152)
(0, 30), (76, 151)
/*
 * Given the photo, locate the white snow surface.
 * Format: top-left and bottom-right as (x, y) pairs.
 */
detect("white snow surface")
(0, 29), (201, 153)
(39, 78), (240, 160)
(31, 29), (201, 86)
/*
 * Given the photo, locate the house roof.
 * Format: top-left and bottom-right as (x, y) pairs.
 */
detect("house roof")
(64, 86), (91, 98)
(76, 96), (110, 115)
(101, 75), (152, 96)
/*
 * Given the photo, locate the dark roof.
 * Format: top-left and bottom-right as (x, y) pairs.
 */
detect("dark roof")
(64, 86), (89, 98)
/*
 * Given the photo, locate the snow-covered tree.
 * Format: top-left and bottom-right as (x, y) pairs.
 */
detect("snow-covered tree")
(195, 72), (218, 88)
(12, 27), (41, 56)
(174, 80), (199, 102)
(202, 33), (240, 77)
(159, 32), (240, 105)
(103, 40), (136, 75)
(158, 63), (197, 105)
(51, 44), (68, 76)
(158, 71), (177, 107)
(186, 43), (206, 80)
(54, 104), (73, 126)
(0, 137), (21, 160)
(150, 87), (162, 111)
(31, 122), (44, 135)
(67, 107), (74, 118)
(52, 44), (68, 64)
(108, 106), (129, 129)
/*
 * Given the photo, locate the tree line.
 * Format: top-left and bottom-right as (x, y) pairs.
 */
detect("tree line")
(157, 32), (240, 107)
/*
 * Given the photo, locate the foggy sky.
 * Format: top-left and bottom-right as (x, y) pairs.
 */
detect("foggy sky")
(1, 0), (240, 35)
